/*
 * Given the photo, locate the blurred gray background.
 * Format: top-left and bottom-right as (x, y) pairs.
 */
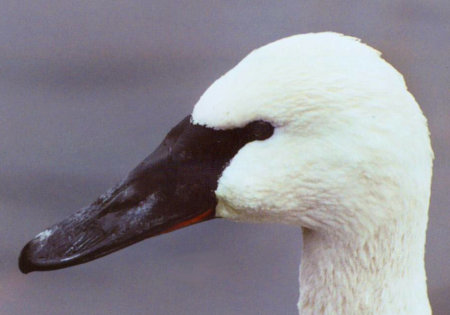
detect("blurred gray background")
(1, 1), (449, 314)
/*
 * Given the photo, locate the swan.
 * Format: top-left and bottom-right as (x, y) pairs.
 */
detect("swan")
(18, 32), (433, 315)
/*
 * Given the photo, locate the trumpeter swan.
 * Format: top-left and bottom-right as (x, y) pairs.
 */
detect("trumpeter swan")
(19, 32), (433, 315)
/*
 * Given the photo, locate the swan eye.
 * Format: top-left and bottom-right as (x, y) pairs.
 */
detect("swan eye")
(249, 121), (274, 140)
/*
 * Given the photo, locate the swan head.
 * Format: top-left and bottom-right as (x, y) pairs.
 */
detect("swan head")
(194, 32), (433, 238)
(19, 32), (433, 273)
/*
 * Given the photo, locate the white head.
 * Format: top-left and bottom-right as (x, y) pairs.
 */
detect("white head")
(193, 32), (433, 242)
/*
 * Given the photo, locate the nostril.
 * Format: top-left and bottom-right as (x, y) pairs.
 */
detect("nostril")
(101, 185), (142, 213)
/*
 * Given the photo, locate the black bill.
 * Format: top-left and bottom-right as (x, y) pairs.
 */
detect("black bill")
(19, 115), (273, 273)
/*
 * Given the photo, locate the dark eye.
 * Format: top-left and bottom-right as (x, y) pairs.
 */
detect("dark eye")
(250, 120), (274, 140)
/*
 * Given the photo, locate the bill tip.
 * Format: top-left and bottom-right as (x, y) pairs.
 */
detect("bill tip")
(18, 243), (35, 274)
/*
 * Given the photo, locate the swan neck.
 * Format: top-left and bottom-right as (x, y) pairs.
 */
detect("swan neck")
(297, 227), (431, 315)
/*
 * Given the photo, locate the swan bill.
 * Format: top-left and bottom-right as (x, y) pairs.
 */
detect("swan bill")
(19, 115), (274, 273)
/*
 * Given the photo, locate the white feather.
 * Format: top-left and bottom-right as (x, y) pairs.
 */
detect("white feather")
(193, 32), (433, 315)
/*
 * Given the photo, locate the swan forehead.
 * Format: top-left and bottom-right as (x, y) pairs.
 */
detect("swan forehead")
(192, 32), (407, 129)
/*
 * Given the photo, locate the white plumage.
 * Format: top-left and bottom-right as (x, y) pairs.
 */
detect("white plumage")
(193, 32), (433, 315)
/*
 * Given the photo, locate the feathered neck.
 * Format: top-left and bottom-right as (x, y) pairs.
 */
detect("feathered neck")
(297, 216), (431, 315)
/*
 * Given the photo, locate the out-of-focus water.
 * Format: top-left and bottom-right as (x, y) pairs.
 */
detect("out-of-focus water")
(1, 1), (449, 314)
